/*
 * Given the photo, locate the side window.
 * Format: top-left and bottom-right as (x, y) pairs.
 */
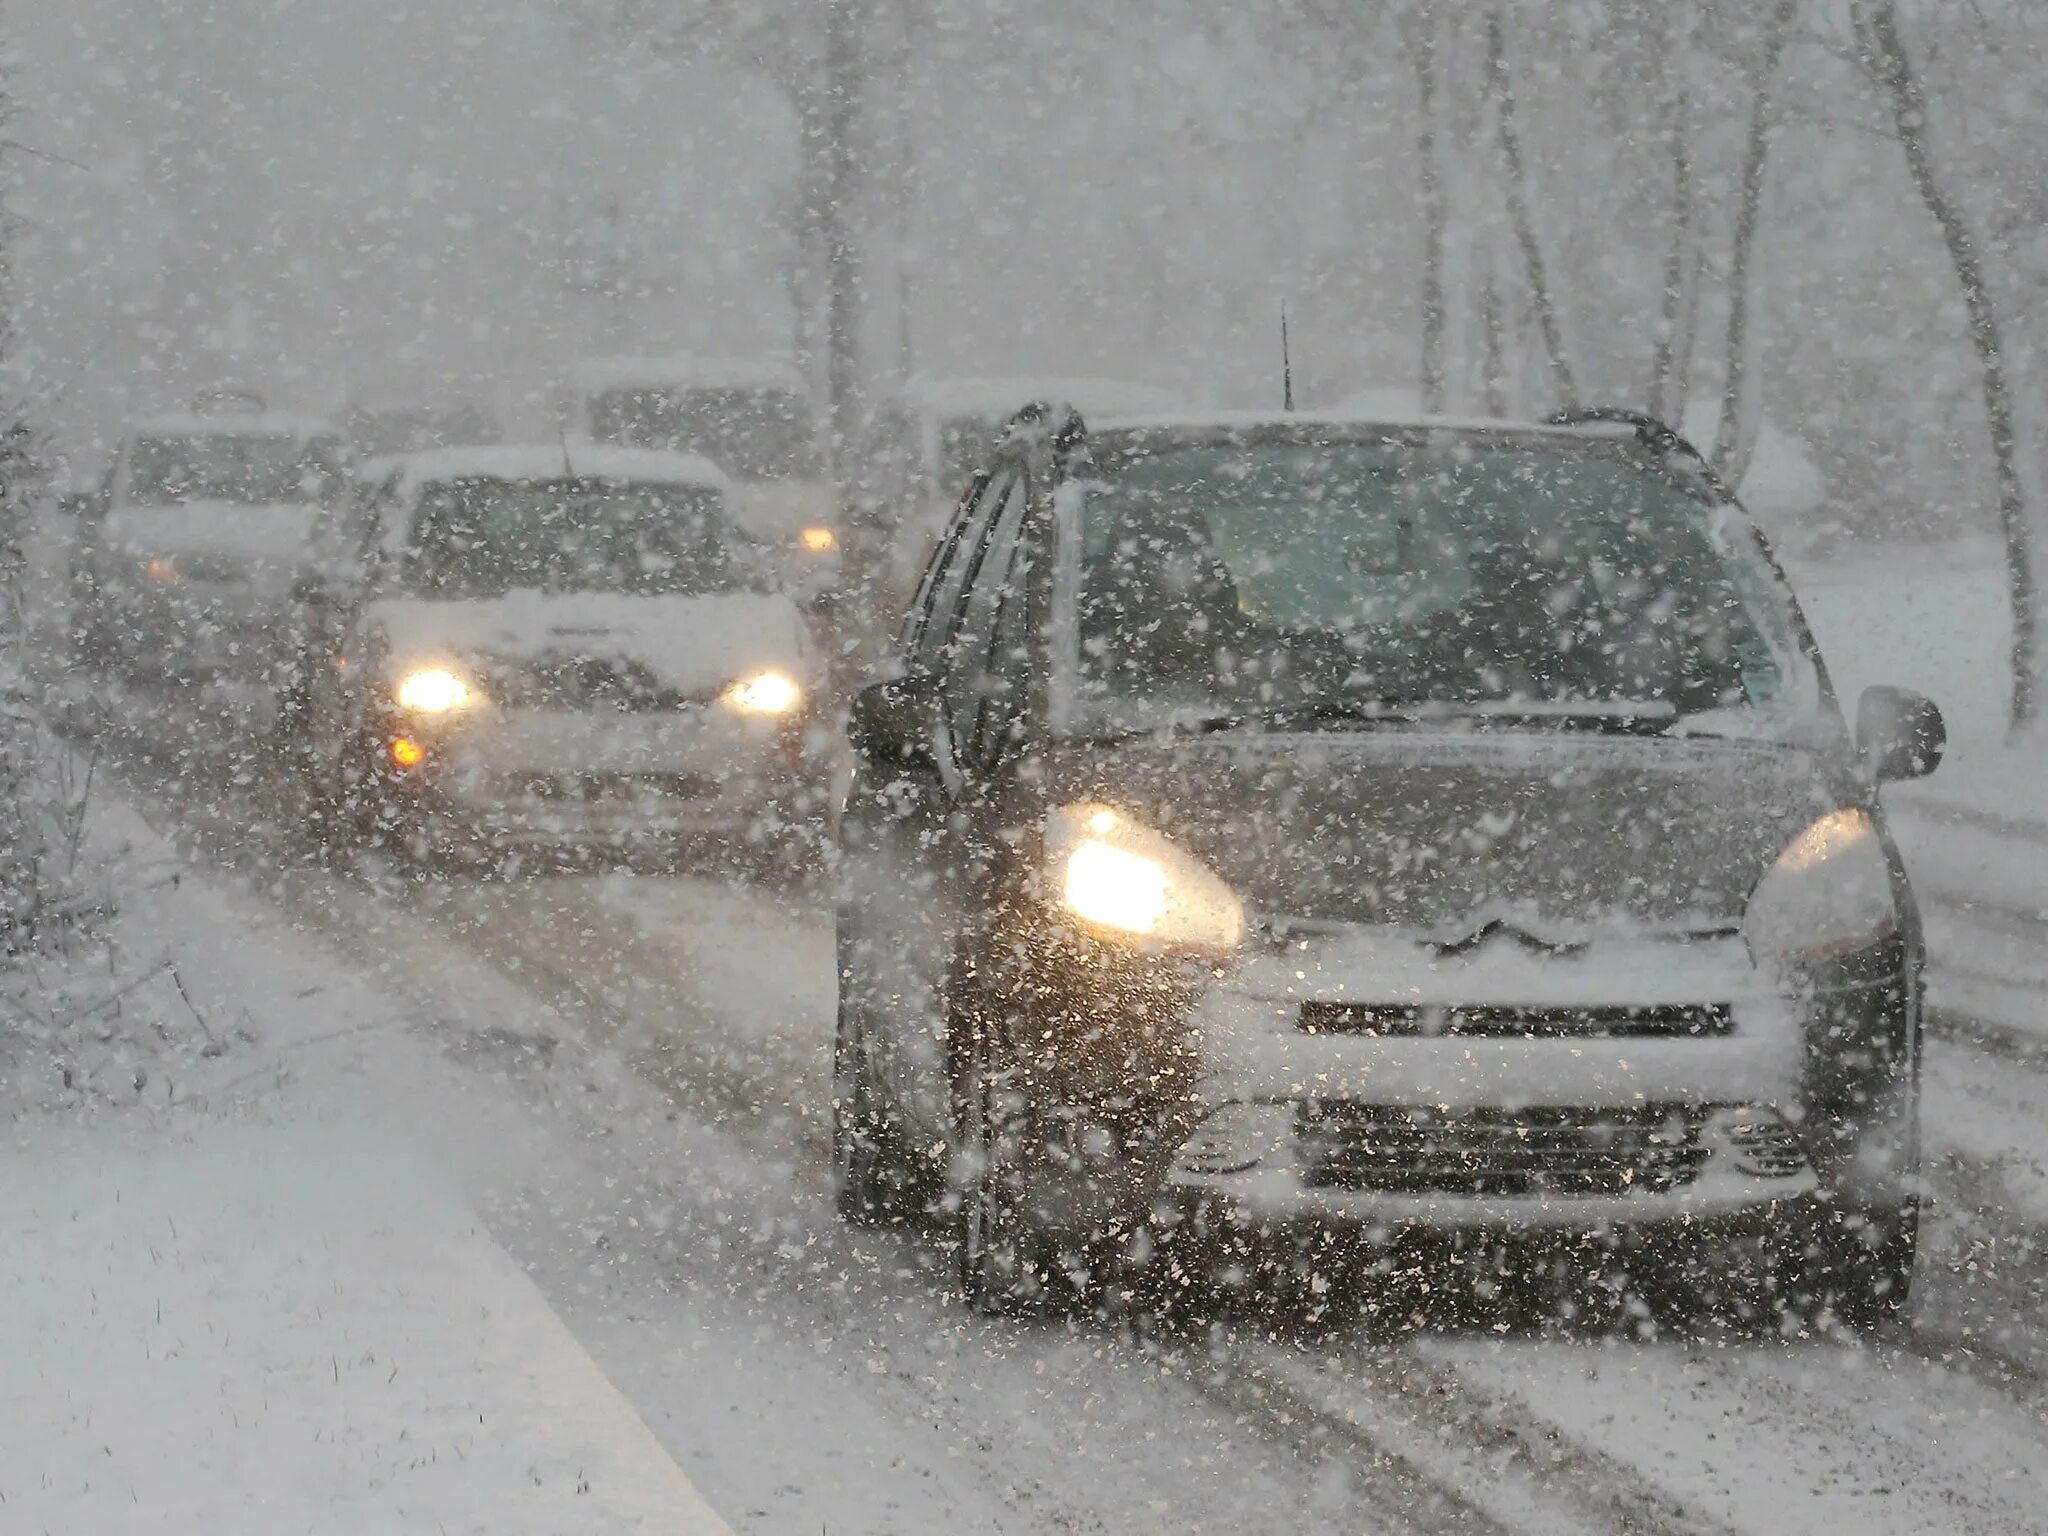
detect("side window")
(938, 473), (1031, 751)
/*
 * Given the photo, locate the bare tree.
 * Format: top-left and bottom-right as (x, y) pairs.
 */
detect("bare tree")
(1401, 6), (1448, 414)
(1855, 0), (2035, 727)
(1484, 8), (1576, 407)
(1648, 14), (1697, 420)
(593, 0), (873, 490)
(1713, 0), (1799, 484)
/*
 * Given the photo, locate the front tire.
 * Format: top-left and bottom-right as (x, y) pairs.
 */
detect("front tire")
(1795, 1198), (1918, 1332)
(831, 945), (896, 1225)
(953, 1000), (1062, 1315)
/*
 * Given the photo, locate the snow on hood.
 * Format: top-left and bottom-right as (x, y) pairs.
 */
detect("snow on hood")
(365, 590), (812, 697)
(104, 502), (322, 569)
(1045, 731), (1841, 932)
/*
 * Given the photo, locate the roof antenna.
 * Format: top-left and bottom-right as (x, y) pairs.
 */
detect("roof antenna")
(1281, 302), (1295, 412)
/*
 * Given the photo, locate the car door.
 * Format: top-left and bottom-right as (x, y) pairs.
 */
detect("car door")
(843, 461), (1031, 1146)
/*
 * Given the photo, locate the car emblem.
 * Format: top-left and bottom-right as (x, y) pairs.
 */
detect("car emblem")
(1425, 906), (1587, 959)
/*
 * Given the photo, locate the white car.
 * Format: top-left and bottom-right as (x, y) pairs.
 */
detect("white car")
(566, 354), (838, 599)
(73, 397), (348, 696)
(294, 444), (825, 864)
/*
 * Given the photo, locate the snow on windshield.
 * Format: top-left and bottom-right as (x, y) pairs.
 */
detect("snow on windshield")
(401, 477), (771, 598)
(128, 433), (346, 506)
(1071, 437), (1795, 726)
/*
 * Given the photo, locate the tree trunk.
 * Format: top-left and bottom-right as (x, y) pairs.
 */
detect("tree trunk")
(1404, 9), (1447, 414)
(1648, 23), (1694, 421)
(1481, 273), (1509, 419)
(816, 0), (866, 494)
(1859, 0), (2035, 729)
(1485, 8), (1576, 408)
(1713, 0), (1797, 486)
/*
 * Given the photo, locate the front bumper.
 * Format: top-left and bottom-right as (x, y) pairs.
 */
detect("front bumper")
(373, 704), (825, 849)
(1006, 926), (1904, 1242)
(1160, 1100), (1820, 1233)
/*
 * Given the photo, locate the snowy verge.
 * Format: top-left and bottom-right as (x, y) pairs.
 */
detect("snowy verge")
(0, 796), (733, 1536)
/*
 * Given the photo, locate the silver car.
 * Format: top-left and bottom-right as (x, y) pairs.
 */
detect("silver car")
(834, 406), (1944, 1328)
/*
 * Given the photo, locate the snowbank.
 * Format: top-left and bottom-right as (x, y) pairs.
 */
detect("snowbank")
(0, 799), (733, 1535)
(0, 1118), (734, 1535)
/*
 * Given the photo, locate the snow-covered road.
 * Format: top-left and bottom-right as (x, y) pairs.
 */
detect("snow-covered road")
(83, 711), (2048, 1536)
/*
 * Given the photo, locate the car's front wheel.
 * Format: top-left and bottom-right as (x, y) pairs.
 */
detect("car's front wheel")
(953, 1001), (1062, 1315)
(831, 942), (899, 1225)
(1794, 1198), (1918, 1332)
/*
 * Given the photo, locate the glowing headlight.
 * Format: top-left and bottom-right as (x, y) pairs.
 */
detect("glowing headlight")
(721, 669), (802, 715)
(798, 526), (838, 554)
(142, 556), (177, 584)
(394, 667), (476, 714)
(1046, 802), (1243, 954)
(1743, 807), (1897, 965)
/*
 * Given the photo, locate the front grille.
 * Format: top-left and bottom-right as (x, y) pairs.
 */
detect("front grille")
(503, 771), (718, 804)
(1296, 1001), (1734, 1038)
(1294, 1102), (1706, 1195)
(477, 652), (709, 713)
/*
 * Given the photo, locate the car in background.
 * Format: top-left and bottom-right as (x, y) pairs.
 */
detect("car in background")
(841, 376), (1178, 646)
(71, 393), (349, 701)
(567, 354), (837, 601)
(290, 444), (825, 866)
(343, 400), (501, 460)
(833, 402), (1944, 1329)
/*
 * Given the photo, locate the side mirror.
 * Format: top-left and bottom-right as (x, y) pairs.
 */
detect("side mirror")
(1857, 684), (1945, 783)
(848, 673), (948, 771)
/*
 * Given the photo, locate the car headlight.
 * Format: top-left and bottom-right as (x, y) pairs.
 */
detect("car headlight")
(798, 526), (838, 554)
(721, 669), (802, 715)
(394, 666), (477, 714)
(142, 555), (177, 584)
(1743, 807), (1898, 966)
(1046, 802), (1243, 954)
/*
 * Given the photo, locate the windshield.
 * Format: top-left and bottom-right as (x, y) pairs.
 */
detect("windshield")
(128, 433), (345, 506)
(399, 476), (770, 598)
(587, 386), (822, 480)
(1067, 437), (1800, 731)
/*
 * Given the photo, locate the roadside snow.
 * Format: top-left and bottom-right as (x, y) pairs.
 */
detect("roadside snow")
(0, 800), (733, 1536)
(0, 1117), (732, 1535)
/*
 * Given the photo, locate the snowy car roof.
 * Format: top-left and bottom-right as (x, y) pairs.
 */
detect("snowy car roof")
(378, 444), (731, 501)
(569, 353), (807, 396)
(895, 374), (1180, 425)
(131, 411), (343, 442)
(1087, 407), (1641, 439)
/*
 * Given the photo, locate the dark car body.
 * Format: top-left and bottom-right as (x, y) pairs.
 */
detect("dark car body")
(832, 408), (1944, 1323)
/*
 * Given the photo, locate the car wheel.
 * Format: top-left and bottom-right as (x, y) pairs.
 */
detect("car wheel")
(831, 943), (897, 1225)
(953, 998), (1062, 1316)
(1798, 1198), (1918, 1332)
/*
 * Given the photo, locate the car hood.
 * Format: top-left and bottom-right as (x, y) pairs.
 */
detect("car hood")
(1041, 731), (1845, 933)
(366, 591), (812, 700)
(105, 502), (321, 570)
